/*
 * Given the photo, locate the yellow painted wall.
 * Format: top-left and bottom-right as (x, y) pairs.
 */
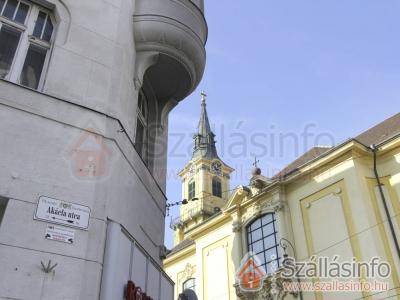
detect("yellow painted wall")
(165, 220), (235, 300)
(164, 250), (197, 298)
(166, 144), (400, 300)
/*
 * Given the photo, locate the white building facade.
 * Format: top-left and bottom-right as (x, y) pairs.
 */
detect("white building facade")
(0, 0), (207, 299)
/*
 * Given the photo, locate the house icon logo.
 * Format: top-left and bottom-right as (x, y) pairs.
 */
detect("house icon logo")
(67, 124), (112, 180)
(236, 252), (267, 292)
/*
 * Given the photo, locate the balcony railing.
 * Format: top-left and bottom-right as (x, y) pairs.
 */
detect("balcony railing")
(170, 202), (218, 229)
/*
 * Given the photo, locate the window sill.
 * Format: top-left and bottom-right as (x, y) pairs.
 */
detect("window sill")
(28, 35), (51, 49)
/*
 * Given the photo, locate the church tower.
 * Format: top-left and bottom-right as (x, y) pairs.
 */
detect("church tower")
(173, 92), (234, 245)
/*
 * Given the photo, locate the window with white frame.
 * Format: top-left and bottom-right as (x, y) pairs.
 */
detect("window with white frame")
(246, 213), (280, 274)
(0, 0), (54, 90)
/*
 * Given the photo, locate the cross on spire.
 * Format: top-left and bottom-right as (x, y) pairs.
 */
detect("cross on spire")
(201, 91), (207, 105)
(252, 157), (260, 168)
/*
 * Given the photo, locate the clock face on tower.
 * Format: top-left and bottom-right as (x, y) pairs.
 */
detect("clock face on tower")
(211, 161), (222, 175)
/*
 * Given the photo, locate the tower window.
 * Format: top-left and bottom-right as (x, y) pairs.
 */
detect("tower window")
(188, 180), (195, 200)
(0, 1), (55, 90)
(135, 89), (149, 165)
(0, 196), (8, 225)
(246, 213), (280, 274)
(212, 177), (222, 198)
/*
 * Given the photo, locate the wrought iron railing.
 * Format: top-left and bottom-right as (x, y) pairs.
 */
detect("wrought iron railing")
(170, 202), (217, 229)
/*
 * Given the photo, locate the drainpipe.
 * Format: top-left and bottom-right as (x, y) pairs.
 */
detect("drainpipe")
(370, 144), (400, 261)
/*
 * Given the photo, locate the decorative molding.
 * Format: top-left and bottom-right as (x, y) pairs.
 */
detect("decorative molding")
(223, 173), (231, 179)
(273, 201), (285, 212)
(250, 174), (272, 190)
(268, 197), (287, 213)
(200, 164), (210, 171)
(241, 198), (287, 225)
(178, 263), (196, 285)
(232, 220), (242, 233)
(225, 185), (250, 211)
(237, 186), (250, 196)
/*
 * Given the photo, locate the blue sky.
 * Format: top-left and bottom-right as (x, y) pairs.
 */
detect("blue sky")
(164, 0), (400, 247)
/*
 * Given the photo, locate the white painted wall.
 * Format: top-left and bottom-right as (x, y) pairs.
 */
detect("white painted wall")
(0, 0), (206, 298)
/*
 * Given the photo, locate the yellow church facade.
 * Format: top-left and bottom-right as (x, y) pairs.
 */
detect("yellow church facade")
(164, 97), (400, 300)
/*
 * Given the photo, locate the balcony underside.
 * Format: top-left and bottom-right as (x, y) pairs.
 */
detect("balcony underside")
(133, 0), (207, 103)
(143, 52), (192, 104)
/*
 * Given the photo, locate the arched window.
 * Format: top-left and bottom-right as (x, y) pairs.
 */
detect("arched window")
(182, 278), (196, 292)
(0, 0), (55, 90)
(212, 177), (222, 198)
(246, 213), (280, 274)
(135, 89), (149, 164)
(188, 180), (195, 200)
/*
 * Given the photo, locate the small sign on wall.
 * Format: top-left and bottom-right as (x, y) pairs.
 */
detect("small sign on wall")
(45, 225), (75, 244)
(35, 196), (91, 230)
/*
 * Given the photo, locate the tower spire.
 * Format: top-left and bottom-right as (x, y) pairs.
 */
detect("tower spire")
(198, 91), (212, 138)
(193, 91), (219, 159)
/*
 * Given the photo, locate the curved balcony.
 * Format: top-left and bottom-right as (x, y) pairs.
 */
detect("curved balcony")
(133, 0), (207, 103)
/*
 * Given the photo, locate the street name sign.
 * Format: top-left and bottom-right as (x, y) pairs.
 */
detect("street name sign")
(35, 196), (90, 230)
